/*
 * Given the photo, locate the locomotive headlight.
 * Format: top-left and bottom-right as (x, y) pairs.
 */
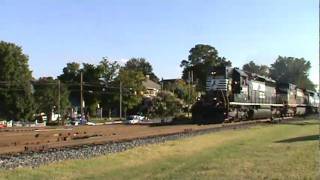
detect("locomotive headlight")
(211, 71), (216, 75)
(213, 98), (217, 100)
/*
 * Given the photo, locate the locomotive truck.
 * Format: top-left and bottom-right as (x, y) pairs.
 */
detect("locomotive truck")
(192, 66), (319, 124)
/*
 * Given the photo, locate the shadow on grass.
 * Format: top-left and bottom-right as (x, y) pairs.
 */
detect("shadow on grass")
(279, 121), (319, 126)
(275, 135), (319, 143)
(147, 121), (194, 127)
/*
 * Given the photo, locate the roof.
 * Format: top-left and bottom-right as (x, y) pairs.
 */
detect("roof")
(143, 79), (161, 90)
(234, 68), (248, 77)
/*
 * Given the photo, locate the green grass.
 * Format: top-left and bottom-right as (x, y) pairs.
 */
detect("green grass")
(0, 120), (319, 180)
(89, 117), (120, 123)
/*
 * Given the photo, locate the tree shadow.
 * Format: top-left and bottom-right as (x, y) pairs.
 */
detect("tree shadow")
(147, 121), (194, 127)
(279, 121), (319, 126)
(275, 135), (319, 143)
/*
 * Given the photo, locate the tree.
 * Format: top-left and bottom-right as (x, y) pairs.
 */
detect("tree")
(181, 44), (231, 92)
(270, 56), (315, 90)
(58, 62), (81, 83)
(58, 62), (81, 111)
(163, 79), (197, 105)
(97, 58), (120, 113)
(0, 41), (34, 121)
(124, 58), (159, 82)
(33, 77), (70, 121)
(81, 63), (103, 115)
(97, 57), (120, 85)
(58, 58), (121, 117)
(242, 61), (269, 76)
(150, 91), (183, 119)
(113, 69), (145, 117)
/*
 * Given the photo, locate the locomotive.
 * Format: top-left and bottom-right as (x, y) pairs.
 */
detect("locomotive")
(192, 66), (319, 124)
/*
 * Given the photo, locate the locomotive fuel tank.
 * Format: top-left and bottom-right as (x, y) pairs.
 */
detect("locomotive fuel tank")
(248, 108), (272, 119)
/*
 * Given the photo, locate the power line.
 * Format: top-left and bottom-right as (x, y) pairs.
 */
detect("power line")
(0, 80), (134, 90)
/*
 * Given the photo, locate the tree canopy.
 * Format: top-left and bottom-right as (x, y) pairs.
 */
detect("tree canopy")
(58, 58), (121, 116)
(33, 77), (70, 121)
(124, 58), (159, 82)
(180, 44), (231, 91)
(113, 69), (145, 116)
(149, 91), (183, 119)
(270, 56), (315, 90)
(163, 79), (197, 105)
(242, 61), (269, 77)
(0, 41), (34, 121)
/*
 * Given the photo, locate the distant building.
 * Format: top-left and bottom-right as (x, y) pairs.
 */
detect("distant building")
(142, 75), (161, 98)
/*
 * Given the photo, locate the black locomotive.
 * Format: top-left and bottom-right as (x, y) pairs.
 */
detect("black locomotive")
(192, 66), (319, 124)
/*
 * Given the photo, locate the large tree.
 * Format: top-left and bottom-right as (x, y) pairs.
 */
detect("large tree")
(97, 57), (120, 85)
(270, 56), (315, 90)
(181, 44), (231, 92)
(58, 62), (81, 83)
(58, 62), (81, 113)
(124, 58), (159, 82)
(58, 58), (121, 116)
(163, 79), (197, 105)
(97, 58), (120, 113)
(0, 41), (34, 121)
(149, 91), (183, 119)
(33, 77), (70, 121)
(242, 61), (269, 76)
(112, 69), (145, 117)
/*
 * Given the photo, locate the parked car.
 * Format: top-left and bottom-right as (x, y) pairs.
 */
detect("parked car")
(86, 122), (96, 126)
(124, 115), (145, 124)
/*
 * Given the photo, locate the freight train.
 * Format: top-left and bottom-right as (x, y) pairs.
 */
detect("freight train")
(192, 66), (319, 124)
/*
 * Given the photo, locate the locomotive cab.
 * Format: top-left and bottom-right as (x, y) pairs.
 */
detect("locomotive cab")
(192, 66), (232, 124)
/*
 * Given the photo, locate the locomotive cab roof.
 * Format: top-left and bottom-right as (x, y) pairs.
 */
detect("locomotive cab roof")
(233, 68), (248, 77)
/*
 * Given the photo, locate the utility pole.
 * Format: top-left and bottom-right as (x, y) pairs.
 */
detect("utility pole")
(80, 71), (84, 118)
(58, 80), (61, 125)
(161, 78), (164, 91)
(191, 70), (194, 101)
(318, 0), (320, 178)
(119, 81), (123, 121)
(188, 71), (191, 118)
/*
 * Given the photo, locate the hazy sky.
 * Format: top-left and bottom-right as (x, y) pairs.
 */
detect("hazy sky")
(0, 0), (318, 84)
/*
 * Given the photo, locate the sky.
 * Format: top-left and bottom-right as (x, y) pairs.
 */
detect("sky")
(0, 0), (318, 85)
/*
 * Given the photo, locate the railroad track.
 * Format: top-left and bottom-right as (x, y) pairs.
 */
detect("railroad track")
(0, 116), (308, 169)
(0, 117), (292, 156)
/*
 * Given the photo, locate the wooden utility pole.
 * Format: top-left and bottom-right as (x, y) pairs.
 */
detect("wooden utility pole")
(318, 0), (320, 178)
(191, 70), (194, 101)
(188, 71), (191, 117)
(58, 80), (61, 125)
(119, 81), (123, 121)
(80, 71), (84, 118)
(189, 70), (194, 118)
(161, 78), (164, 91)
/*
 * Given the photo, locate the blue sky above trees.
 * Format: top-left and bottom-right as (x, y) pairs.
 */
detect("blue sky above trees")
(0, 0), (317, 84)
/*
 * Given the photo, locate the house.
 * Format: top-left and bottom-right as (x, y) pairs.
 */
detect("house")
(142, 75), (161, 98)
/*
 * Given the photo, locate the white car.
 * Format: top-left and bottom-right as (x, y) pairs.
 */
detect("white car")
(86, 122), (96, 126)
(124, 115), (144, 124)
